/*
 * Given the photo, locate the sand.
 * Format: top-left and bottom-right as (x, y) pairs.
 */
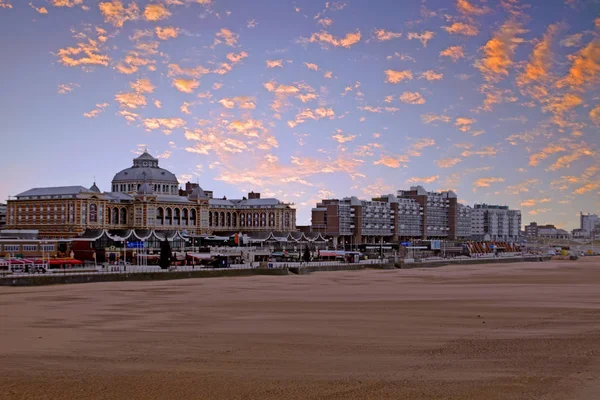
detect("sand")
(1, 258), (600, 400)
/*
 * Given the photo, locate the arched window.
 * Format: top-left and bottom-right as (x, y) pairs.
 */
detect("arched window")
(220, 212), (225, 227)
(261, 212), (266, 227)
(120, 208), (127, 225)
(232, 213), (237, 228)
(112, 208), (119, 225)
(209, 211), (213, 226)
(269, 212), (275, 227)
(165, 208), (172, 225)
(89, 204), (97, 223)
(190, 209), (197, 225)
(247, 213), (252, 227)
(182, 209), (189, 226)
(226, 212), (231, 227)
(156, 207), (164, 226)
(240, 213), (245, 227)
(213, 211), (219, 227)
(174, 208), (181, 226)
(253, 212), (258, 228)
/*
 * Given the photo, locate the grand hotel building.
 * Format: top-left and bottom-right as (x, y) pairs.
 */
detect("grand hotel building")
(4, 151), (297, 239)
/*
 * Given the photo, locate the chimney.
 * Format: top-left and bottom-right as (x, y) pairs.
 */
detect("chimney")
(248, 191), (260, 199)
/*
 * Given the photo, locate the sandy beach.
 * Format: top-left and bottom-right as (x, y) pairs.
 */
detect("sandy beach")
(1, 258), (599, 399)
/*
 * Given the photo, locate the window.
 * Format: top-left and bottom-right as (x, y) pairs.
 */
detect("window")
(89, 204), (97, 223)
(23, 245), (37, 252)
(3, 245), (20, 252)
(41, 244), (55, 251)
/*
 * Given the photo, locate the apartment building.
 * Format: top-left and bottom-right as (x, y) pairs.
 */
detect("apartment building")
(397, 186), (458, 240)
(472, 204), (521, 241)
(580, 212), (600, 237)
(457, 204), (473, 239)
(0, 203), (6, 231)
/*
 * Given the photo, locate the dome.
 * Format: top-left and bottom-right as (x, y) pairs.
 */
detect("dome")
(89, 182), (101, 193)
(137, 182), (154, 195)
(112, 150), (178, 185)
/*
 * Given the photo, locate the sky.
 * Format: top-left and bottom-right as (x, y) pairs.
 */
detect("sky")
(0, 0), (598, 230)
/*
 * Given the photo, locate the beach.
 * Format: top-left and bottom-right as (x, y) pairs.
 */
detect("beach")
(1, 258), (599, 399)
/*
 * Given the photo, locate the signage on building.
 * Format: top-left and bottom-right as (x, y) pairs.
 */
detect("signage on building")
(126, 242), (144, 249)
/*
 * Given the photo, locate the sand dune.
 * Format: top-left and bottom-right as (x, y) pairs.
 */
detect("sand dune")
(1, 258), (600, 399)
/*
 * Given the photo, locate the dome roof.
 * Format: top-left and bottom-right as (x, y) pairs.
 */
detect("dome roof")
(137, 182), (154, 195)
(112, 151), (178, 184)
(89, 182), (101, 193)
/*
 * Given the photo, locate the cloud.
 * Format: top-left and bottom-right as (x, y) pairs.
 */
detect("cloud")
(155, 26), (179, 40)
(407, 31), (435, 47)
(443, 22), (479, 36)
(436, 158), (462, 168)
(130, 78), (155, 93)
(83, 102), (109, 118)
(324, 71), (333, 78)
(266, 59), (283, 68)
(304, 62), (319, 71)
(529, 144), (566, 166)
(384, 69), (413, 83)
(420, 70), (443, 81)
(473, 177), (505, 190)
(475, 20), (528, 82)
(99, 1), (139, 27)
(289, 107), (335, 127)
(214, 28), (239, 47)
(440, 45), (465, 61)
(226, 51), (248, 63)
(517, 23), (563, 87)
(168, 63), (210, 78)
(574, 182), (600, 195)
(52, 0), (83, 6)
(556, 39), (600, 89)
(172, 78), (200, 93)
(454, 117), (476, 132)
(520, 197), (551, 207)
(478, 84), (519, 112)
(115, 92), (146, 109)
(373, 28), (402, 41)
(144, 3), (171, 21)
(457, 0), (491, 15)
(399, 91), (426, 104)
(332, 134), (357, 144)
(299, 30), (361, 48)
(142, 118), (186, 133)
(57, 82), (79, 94)
(506, 179), (540, 194)
(421, 113), (451, 124)
(318, 17), (333, 27)
(590, 104), (600, 126)
(560, 33), (583, 48)
(0, 0), (11, 8)
(547, 146), (595, 171)
(406, 175), (439, 184)
(218, 96), (256, 109)
(461, 146), (497, 157)
(528, 208), (551, 215)
(56, 38), (109, 68)
(30, 3), (48, 13)
(374, 155), (410, 168)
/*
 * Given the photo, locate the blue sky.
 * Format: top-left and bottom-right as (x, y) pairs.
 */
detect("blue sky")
(0, 0), (598, 229)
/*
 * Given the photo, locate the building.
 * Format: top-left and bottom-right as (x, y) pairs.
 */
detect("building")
(179, 182), (213, 199)
(525, 223), (570, 240)
(311, 196), (395, 247)
(4, 150), (296, 239)
(471, 204), (521, 242)
(580, 212), (600, 237)
(397, 186), (458, 240)
(457, 204), (473, 239)
(524, 222), (539, 238)
(0, 203), (6, 230)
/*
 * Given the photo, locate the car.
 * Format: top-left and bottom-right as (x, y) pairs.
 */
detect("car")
(10, 266), (25, 273)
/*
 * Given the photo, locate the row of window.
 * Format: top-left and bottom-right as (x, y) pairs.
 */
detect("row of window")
(1, 244), (55, 252)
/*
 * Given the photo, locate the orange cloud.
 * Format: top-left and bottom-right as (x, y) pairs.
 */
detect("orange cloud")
(266, 59), (283, 68)
(421, 113), (451, 124)
(142, 118), (186, 133)
(461, 146), (497, 157)
(218, 96), (256, 109)
(399, 91), (426, 104)
(304, 62), (319, 71)
(144, 3), (171, 21)
(168, 63), (210, 78)
(289, 107), (335, 127)
(214, 28), (239, 47)
(155, 26), (179, 40)
(300, 30), (361, 48)
(115, 92), (146, 109)
(56, 38), (109, 68)
(385, 69), (413, 83)
(475, 20), (528, 82)
(0, 0), (11, 8)
(130, 78), (155, 93)
(99, 1), (139, 27)
(407, 31), (435, 47)
(83, 102), (109, 118)
(30, 3), (48, 13)
(473, 177), (505, 190)
(172, 78), (200, 93)
(574, 182), (600, 195)
(529, 144), (566, 166)
(332, 134), (357, 144)
(373, 28), (402, 41)
(57, 82), (79, 94)
(547, 146), (595, 171)
(52, 0), (83, 6)
(457, 0), (491, 15)
(318, 17), (333, 27)
(374, 155), (410, 168)
(226, 51), (248, 63)
(440, 45), (465, 61)
(443, 22), (479, 36)
(556, 39), (600, 89)
(455, 117), (476, 132)
(590, 104), (600, 125)
(406, 175), (439, 184)
(436, 158), (462, 168)
(420, 70), (443, 81)
(517, 23), (563, 87)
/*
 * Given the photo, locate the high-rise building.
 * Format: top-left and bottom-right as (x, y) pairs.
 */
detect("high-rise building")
(457, 204), (473, 239)
(472, 204), (521, 241)
(0, 203), (6, 230)
(580, 212), (600, 237)
(397, 186), (458, 240)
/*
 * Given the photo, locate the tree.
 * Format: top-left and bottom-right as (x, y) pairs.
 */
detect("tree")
(303, 246), (311, 263)
(160, 239), (171, 270)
